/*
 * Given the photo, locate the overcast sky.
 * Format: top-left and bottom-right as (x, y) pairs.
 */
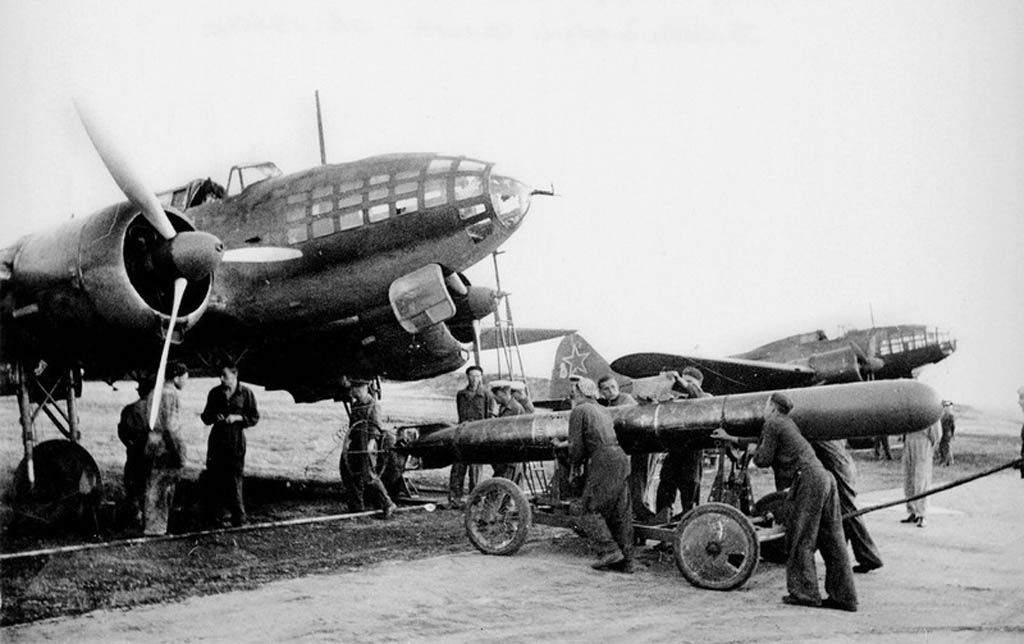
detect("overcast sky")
(2, 1), (1022, 410)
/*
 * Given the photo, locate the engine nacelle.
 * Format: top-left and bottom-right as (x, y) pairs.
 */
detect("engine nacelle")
(376, 323), (467, 381)
(806, 346), (864, 384)
(447, 285), (498, 344)
(9, 203), (212, 353)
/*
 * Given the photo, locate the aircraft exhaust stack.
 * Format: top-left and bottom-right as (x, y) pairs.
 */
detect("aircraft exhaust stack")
(401, 380), (941, 468)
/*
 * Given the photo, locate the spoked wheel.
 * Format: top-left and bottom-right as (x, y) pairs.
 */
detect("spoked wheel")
(464, 477), (532, 556)
(673, 502), (759, 590)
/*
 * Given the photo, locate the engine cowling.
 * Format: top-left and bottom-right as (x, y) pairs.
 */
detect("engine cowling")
(447, 285), (498, 344)
(806, 346), (864, 384)
(375, 323), (468, 381)
(9, 203), (212, 354)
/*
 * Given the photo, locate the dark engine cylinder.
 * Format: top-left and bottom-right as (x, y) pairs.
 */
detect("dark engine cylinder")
(806, 346), (864, 384)
(10, 203), (211, 346)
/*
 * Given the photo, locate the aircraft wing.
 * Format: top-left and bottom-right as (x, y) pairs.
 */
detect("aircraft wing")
(477, 327), (575, 351)
(610, 352), (818, 395)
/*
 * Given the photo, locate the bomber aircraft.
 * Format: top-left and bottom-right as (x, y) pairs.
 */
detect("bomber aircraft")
(548, 326), (956, 401)
(0, 103), (547, 499)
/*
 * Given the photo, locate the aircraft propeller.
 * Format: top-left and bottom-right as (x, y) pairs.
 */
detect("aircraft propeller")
(74, 100), (225, 283)
(75, 100), (223, 428)
(848, 341), (884, 378)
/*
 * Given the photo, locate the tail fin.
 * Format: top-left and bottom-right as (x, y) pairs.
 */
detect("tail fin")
(549, 333), (621, 399)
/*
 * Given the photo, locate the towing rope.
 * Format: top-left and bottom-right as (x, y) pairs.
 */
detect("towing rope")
(843, 457), (1022, 520)
(0, 502), (436, 562)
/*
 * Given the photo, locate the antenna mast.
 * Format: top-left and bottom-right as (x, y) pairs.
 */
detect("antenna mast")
(315, 90), (327, 165)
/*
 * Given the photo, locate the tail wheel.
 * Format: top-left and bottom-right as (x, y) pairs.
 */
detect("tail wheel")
(464, 477), (532, 555)
(673, 502), (758, 590)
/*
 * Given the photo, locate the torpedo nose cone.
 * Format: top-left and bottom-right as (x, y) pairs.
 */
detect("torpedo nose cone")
(170, 231), (224, 281)
(897, 379), (943, 432)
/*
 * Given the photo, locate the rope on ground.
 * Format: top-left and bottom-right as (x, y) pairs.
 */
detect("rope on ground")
(302, 425), (349, 477)
(0, 503), (436, 562)
(843, 457), (1023, 521)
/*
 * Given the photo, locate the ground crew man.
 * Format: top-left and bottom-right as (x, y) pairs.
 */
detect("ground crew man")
(552, 376), (634, 573)
(655, 367), (707, 521)
(713, 392), (858, 612)
(448, 365), (493, 507)
(901, 420), (939, 527)
(144, 362), (189, 536)
(376, 407), (405, 500)
(118, 377), (155, 529)
(340, 379), (397, 518)
(201, 363), (259, 527)
(511, 384), (535, 414)
(937, 401), (955, 466)
(598, 375), (650, 521)
(489, 381), (526, 482)
(812, 439), (884, 573)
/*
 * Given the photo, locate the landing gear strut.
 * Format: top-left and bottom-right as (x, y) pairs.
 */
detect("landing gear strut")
(12, 361), (100, 531)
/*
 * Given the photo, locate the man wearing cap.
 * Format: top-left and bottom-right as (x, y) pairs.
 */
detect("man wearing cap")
(339, 379), (397, 518)
(201, 363), (260, 527)
(553, 376), (634, 573)
(936, 401), (955, 466)
(713, 392), (857, 612)
(118, 376), (155, 530)
(489, 380), (526, 482)
(449, 365), (494, 507)
(654, 367), (708, 522)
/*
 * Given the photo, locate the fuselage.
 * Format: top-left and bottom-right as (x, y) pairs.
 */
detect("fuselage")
(736, 325), (957, 379)
(1, 153), (533, 386)
(191, 153), (530, 328)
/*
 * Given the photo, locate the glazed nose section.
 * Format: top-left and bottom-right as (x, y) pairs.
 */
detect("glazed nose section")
(489, 174), (532, 229)
(936, 329), (957, 356)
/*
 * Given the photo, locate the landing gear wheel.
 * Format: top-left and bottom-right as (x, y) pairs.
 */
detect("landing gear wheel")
(464, 477), (532, 556)
(673, 502), (759, 590)
(753, 491), (790, 564)
(13, 440), (101, 532)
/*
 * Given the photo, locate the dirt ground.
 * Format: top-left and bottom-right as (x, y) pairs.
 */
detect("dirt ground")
(4, 469), (1023, 643)
(2, 385), (1023, 641)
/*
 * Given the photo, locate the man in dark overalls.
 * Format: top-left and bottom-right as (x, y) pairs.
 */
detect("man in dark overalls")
(118, 377), (155, 530)
(713, 392), (857, 611)
(553, 376), (634, 573)
(448, 366), (493, 508)
(201, 363), (259, 527)
(339, 379), (397, 518)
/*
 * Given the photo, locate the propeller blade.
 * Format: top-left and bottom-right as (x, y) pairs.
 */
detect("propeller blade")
(74, 99), (178, 240)
(471, 319), (482, 367)
(222, 247), (303, 263)
(148, 277), (188, 428)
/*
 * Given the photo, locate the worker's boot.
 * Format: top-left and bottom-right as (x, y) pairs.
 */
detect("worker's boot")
(591, 549), (624, 570)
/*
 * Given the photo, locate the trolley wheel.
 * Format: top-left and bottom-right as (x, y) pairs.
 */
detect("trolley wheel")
(753, 491), (790, 564)
(673, 502), (759, 591)
(464, 477), (532, 556)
